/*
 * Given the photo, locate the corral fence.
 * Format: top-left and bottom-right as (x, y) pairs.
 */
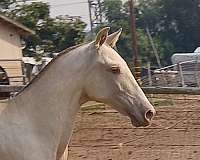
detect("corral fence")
(1, 60), (200, 96)
(140, 60), (200, 94)
(0, 59), (26, 85)
(142, 60), (200, 87)
(0, 59), (27, 99)
(0, 57), (51, 98)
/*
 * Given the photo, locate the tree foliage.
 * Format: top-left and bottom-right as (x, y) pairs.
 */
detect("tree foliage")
(137, 0), (200, 63)
(102, 0), (200, 66)
(102, 0), (165, 66)
(1, 1), (86, 58)
(0, 0), (16, 10)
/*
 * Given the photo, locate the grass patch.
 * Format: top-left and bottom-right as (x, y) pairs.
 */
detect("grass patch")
(81, 103), (106, 111)
(152, 99), (174, 107)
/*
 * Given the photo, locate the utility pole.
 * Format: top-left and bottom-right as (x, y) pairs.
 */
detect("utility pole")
(88, 0), (93, 33)
(146, 27), (162, 68)
(129, 0), (141, 83)
(88, 0), (103, 33)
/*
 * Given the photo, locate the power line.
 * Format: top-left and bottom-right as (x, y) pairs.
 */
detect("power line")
(15, 0), (31, 1)
(129, 0), (141, 83)
(88, 0), (103, 33)
(51, 2), (88, 8)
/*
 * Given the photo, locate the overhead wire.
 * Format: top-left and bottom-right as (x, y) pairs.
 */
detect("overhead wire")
(51, 1), (88, 8)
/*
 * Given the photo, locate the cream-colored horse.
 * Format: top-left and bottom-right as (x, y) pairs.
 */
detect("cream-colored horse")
(0, 27), (155, 160)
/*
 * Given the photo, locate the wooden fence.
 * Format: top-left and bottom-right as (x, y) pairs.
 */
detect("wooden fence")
(1, 85), (200, 95)
(0, 59), (26, 85)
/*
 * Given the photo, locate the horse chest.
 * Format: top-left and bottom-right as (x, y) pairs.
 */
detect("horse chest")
(0, 116), (57, 160)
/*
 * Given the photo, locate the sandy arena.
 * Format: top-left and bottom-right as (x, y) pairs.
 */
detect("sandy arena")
(68, 95), (200, 160)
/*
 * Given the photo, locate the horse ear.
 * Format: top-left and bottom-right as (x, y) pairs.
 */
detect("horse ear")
(95, 27), (110, 49)
(106, 28), (122, 48)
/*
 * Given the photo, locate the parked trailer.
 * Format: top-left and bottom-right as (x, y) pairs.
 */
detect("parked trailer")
(170, 47), (200, 86)
(171, 47), (200, 64)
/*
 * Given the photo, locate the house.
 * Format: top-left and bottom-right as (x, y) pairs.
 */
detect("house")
(0, 14), (35, 85)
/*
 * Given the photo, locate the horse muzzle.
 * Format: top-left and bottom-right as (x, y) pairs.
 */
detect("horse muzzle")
(130, 109), (155, 127)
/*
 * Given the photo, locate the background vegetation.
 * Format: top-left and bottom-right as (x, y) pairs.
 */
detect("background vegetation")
(103, 0), (200, 66)
(1, 0), (200, 66)
(0, 0), (86, 59)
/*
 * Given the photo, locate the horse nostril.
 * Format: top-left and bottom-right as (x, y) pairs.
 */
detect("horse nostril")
(145, 110), (154, 121)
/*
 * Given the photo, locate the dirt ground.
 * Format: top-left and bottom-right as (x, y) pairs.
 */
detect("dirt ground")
(68, 95), (200, 160)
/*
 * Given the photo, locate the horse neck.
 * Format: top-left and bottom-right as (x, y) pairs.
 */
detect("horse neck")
(15, 44), (91, 128)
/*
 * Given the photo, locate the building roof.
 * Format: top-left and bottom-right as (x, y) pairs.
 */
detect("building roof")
(0, 14), (35, 36)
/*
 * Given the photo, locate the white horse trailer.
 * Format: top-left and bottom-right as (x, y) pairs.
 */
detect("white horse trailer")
(171, 47), (200, 86)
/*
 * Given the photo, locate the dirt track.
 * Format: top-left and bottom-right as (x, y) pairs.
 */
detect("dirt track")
(68, 95), (200, 160)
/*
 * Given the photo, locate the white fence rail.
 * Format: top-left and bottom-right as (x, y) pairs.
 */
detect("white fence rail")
(142, 60), (200, 87)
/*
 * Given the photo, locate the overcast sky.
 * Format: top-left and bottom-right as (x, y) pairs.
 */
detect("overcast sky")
(42, 0), (127, 29)
(42, 0), (94, 27)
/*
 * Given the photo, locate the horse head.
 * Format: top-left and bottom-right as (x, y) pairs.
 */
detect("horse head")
(84, 27), (155, 127)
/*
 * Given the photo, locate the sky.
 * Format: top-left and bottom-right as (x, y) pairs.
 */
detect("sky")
(42, 0), (90, 24)
(42, 0), (127, 29)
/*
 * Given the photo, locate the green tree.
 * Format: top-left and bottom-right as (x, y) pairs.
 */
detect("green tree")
(1, 1), (86, 58)
(102, 0), (200, 66)
(138, 0), (200, 56)
(102, 0), (165, 66)
(0, 0), (16, 11)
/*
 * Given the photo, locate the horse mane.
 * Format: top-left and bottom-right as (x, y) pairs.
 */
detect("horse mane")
(16, 43), (86, 96)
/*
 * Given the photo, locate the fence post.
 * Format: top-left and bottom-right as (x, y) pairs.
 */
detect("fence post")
(177, 63), (185, 87)
(195, 59), (200, 87)
(21, 60), (26, 85)
(147, 62), (152, 86)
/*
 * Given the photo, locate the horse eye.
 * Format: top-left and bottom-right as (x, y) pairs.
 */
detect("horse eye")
(110, 66), (120, 74)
